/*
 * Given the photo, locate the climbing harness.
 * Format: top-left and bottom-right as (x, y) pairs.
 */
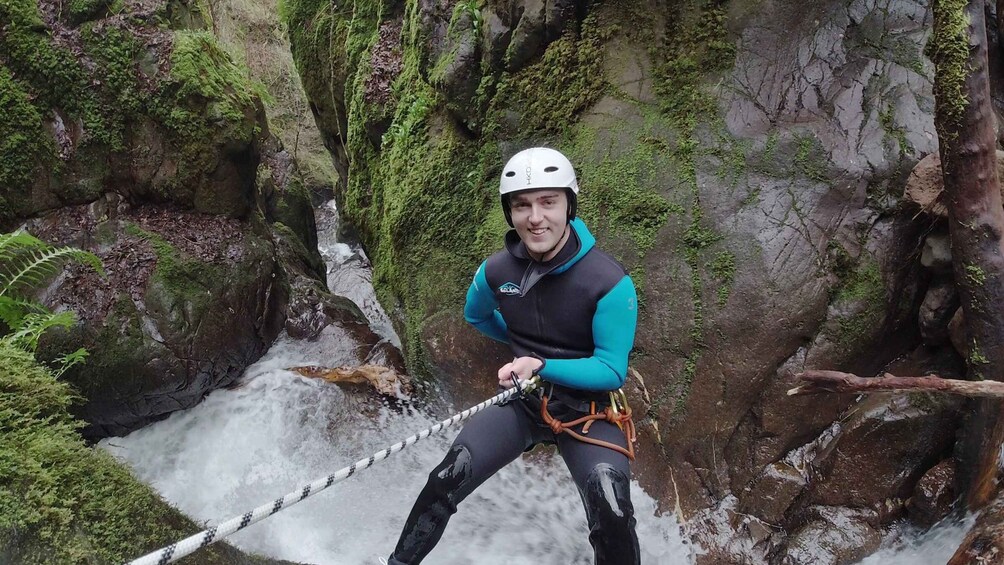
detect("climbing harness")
(125, 375), (540, 565)
(540, 386), (637, 460)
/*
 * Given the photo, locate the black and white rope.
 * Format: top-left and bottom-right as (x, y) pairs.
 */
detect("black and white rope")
(126, 376), (540, 565)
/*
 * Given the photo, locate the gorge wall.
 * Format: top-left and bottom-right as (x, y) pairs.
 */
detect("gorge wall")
(285, 0), (979, 562)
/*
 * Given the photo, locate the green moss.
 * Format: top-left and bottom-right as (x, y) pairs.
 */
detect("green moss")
(0, 344), (169, 562)
(653, 2), (736, 128)
(710, 250), (736, 306)
(0, 66), (53, 210)
(66, 0), (112, 25)
(832, 259), (887, 346)
(927, 0), (971, 137)
(167, 30), (259, 133)
(879, 105), (911, 155)
(793, 134), (829, 182)
(709, 125), (750, 189)
(488, 12), (609, 135)
(571, 123), (680, 253)
(970, 339), (989, 366)
(124, 224), (224, 310)
(79, 24), (144, 151)
(740, 187), (761, 207)
(1, 0), (263, 212)
(0, 0), (104, 145)
(428, 1), (480, 85)
(965, 263), (987, 286)
(0, 342), (274, 564)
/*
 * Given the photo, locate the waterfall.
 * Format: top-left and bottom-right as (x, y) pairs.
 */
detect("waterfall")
(102, 336), (691, 563)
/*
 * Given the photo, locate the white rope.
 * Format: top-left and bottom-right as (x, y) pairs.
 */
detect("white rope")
(126, 376), (540, 565)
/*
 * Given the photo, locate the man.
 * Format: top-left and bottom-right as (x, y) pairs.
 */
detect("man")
(386, 147), (640, 564)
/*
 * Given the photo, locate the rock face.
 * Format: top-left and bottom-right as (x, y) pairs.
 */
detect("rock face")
(27, 201), (286, 438)
(286, 0), (970, 561)
(1, 0), (390, 440)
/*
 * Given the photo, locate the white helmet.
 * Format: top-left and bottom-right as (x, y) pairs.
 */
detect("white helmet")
(499, 147), (579, 227)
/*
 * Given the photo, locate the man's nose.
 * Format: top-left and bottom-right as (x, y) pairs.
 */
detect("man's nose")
(529, 204), (544, 223)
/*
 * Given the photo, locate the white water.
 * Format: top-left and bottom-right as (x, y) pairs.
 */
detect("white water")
(854, 516), (973, 565)
(102, 336), (692, 564)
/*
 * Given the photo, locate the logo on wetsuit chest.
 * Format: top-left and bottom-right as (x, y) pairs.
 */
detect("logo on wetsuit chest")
(499, 282), (521, 296)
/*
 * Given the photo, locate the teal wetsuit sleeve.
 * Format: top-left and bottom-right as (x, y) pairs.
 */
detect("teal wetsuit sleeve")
(539, 276), (637, 391)
(463, 260), (509, 342)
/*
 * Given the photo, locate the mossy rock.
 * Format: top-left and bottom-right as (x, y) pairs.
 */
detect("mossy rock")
(33, 207), (287, 439)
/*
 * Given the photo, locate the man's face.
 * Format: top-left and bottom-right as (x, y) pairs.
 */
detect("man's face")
(509, 189), (569, 260)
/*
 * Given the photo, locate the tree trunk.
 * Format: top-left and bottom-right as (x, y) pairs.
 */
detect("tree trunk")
(930, 0), (1004, 510)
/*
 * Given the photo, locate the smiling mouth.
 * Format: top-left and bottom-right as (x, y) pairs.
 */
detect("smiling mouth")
(528, 228), (548, 236)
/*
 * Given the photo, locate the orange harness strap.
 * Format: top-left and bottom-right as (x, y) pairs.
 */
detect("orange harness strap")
(540, 394), (637, 461)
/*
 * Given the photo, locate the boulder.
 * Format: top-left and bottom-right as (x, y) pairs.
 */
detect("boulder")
(31, 201), (287, 439)
(781, 507), (883, 565)
(907, 459), (955, 528)
(920, 232), (953, 272)
(919, 277), (960, 345)
(904, 150), (1004, 218)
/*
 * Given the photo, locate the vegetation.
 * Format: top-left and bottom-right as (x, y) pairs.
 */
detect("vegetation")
(0, 231), (103, 376)
(205, 0), (338, 189)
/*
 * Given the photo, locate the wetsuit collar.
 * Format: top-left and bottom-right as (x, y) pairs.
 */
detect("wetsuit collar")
(504, 219), (596, 296)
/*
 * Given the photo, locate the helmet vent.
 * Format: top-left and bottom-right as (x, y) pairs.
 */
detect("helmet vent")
(544, 166), (559, 172)
(504, 171), (516, 177)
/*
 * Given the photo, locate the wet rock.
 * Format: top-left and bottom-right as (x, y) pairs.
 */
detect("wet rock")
(739, 461), (806, 526)
(422, 310), (510, 407)
(904, 153), (949, 217)
(505, 0), (573, 72)
(31, 202), (287, 439)
(949, 307), (966, 358)
(422, 2), (481, 125)
(919, 278), (960, 345)
(908, 459), (955, 528)
(807, 392), (959, 508)
(781, 507), (882, 565)
(688, 495), (774, 565)
(920, 232), (953, 272)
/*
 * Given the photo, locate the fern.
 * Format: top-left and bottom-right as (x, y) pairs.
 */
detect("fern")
(0, 229), (104, 375)
(0, 295), (49, 330)
(1, 311), (78, 352)
(0, 231), (105, 298)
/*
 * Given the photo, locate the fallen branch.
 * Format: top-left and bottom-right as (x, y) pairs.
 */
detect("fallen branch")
(788, 370), (1004, 398)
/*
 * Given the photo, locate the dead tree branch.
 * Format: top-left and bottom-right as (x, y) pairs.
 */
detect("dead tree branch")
(789, 370), (1004, 398)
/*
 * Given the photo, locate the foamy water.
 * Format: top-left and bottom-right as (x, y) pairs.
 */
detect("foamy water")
(854, 515), (973, 565)
(102, 337), (693, 564)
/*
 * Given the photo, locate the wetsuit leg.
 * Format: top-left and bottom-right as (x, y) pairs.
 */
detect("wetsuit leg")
(387, 401), (537, 564)
(557, 420), (640, 565)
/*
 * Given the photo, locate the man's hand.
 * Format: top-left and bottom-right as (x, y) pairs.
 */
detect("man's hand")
(497, 356), (543, 388)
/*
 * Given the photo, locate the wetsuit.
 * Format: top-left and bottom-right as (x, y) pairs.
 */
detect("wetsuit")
(388, 219), (640, 564)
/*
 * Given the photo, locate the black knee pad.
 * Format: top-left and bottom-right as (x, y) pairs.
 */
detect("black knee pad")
(427, 444), (473, 505)
(583, 463), (635, 527)
(583, 463), (640, 565)
(389, 445), (474, 564)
